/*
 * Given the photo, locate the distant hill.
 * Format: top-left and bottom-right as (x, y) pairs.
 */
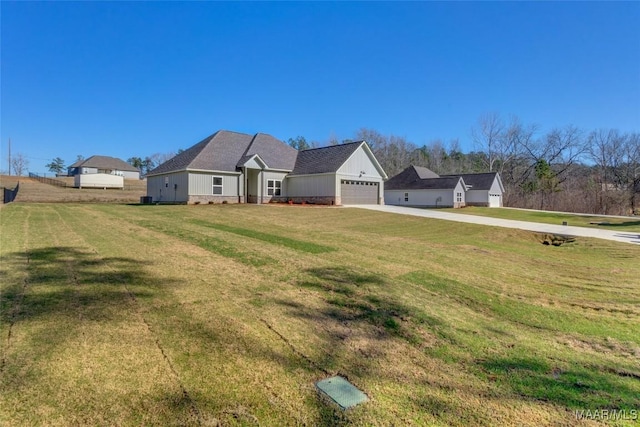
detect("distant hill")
(1, 175), (146, 204)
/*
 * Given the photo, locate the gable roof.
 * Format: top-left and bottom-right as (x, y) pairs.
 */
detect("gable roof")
(69, 155), (139, 172)
(385, 165), (444, 189)
(147, 130), (297, 176)
(413, 166), (439, 179)
(386, 175), (463, 190)
(290, 141), (363, 175)
(290, 140), (390, 177)
(241, 133), (298, 171)
(386, 165), (503, 192)
(441, 172), (500, 191)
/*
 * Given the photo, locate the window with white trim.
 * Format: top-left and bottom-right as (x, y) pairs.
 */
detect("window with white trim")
(267, 179), (281, 196)
(456, 192), (462, 202)
(404, 192), (409, 202)
(212, 176), (223, 195)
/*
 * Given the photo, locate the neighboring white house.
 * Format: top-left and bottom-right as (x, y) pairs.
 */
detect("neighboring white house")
(68, 155), (141, 180)
(443, 172), (505, 207)
(146, 130), (388, 205)
(384, 165), (504, 208)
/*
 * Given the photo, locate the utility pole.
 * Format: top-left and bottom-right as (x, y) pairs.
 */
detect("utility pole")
(8, 137), (11, 176)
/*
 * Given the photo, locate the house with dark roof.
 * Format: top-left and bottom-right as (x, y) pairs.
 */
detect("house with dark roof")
(146, 130), (387, 205)
(384, 165), (504, 208)
(441, 172), (505, 207)
(68, 155), (141, 180)
(385, 166), (467, 208)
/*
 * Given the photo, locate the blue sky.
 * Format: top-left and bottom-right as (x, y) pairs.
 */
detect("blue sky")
(2, 1), (639, 174)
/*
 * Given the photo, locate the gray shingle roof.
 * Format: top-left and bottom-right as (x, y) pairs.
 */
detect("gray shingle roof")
(147, 130), (296, 176)
(290, 141), (363, 175)
(384, 166), (423, 189)
(69, 155), (139, 172)
(386, 174), (462, 190)
(385, 166), (442, 190)
(413, 166), (439, 179)
(242, 133), (298, 170)
(386, 165), (501, 192)
(441, 172), (498, 190)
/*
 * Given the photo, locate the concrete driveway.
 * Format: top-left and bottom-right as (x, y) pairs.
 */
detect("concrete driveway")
(346, 205), (640, 245)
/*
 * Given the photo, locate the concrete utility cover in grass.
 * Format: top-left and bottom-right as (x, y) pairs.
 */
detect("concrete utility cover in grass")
(316, 376), (369, 409)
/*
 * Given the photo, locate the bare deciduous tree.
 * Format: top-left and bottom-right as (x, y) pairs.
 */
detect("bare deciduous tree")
(587, 129), (629, 214)
(471, 112), (505, 172)
(11, 153), (29, 176)
(352, 120), (634, 214)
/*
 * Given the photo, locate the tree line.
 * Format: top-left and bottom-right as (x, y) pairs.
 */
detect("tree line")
(290, 114), (639, 215)
(35, 113), (638, 215)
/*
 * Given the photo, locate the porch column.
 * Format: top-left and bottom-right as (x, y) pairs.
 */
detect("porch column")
(259, 170), (264, 204)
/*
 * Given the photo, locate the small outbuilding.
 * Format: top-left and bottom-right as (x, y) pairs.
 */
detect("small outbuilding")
(384, 165), (504, 208)
(441, 172), (505, 207)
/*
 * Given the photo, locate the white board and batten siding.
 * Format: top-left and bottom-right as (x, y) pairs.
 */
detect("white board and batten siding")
(188, 172), (241, 197)
(147, 172), (189, 202)
(488, 177), (503, 207)
(466, 178), (503, 207)
(385, 189), (454, 207)
(286, 174), (336, 197)
(259, 171), (289, 203)
(385, 179), (465, 208)
(465, 190), (487, 206)
(336, 146), (385, 204)
(336, 147), (385, 181)
(246, 170), (289, 202)
(262, 171), (289, 189)
(471, 190), (502, 207)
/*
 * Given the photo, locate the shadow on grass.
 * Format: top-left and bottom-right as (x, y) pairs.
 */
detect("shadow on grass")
(0, 246), (167, 325)
(297, 267), (442, 342)
(478, 356), (640, 410)
(0, 245), (187, 420)
(279, 267), (458, 420)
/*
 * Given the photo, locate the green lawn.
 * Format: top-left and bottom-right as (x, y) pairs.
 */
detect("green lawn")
(1, 203), (639, 426)
(441, 206), (640, 232)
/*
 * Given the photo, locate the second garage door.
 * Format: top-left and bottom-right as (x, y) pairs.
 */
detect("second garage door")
(340, 180), (379, 204)
(489, 193), (501, 207)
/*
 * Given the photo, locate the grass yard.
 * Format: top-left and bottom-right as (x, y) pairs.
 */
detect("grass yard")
(1, 203), (639, 426)
(440, 207), (640, 233)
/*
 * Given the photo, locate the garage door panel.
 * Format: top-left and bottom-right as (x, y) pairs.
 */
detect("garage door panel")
(341, 180), (378, 204)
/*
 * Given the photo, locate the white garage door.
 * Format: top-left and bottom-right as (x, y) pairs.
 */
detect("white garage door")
(489, 194), (501, 207)
(341, 180), (379, 204)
